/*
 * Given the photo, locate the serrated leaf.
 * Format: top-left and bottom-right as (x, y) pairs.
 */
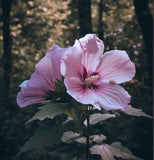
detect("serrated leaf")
(62, 132), (107, 145)
(123, 105), (153, 119)
(90, 143), (142, 160)
(74, 137), (86, 144)
(90, 144), (115, 160)
(111, 142), (132, 154)
(90, 134), (106, 144)
(26, 102), (69, 124)
(19, 120), (83, 154)
(84, 113), (116, 126)
(19, 121), (65, 153)
(61, 131), (86, 144)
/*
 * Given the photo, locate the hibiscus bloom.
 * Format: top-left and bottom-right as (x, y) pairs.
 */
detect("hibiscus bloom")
(17, 45), (69, 107)
(61, 34), (135, 110)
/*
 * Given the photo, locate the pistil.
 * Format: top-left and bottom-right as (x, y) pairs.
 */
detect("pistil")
(85, 75), (99, 85)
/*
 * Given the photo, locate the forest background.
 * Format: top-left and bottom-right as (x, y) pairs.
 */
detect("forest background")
(0, 0), (153, 160)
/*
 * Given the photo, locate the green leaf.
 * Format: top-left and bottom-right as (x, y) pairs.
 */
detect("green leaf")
(19, 120), (82, 154)
(54, 79), (66, 94)
(18, 121), (65, 153)
(26, 102), (70, 124)
(123, 105), (153, 119)
(84, 113), (116, 126)
(61, 131), (86, 144)
(111, 142), (132, 154)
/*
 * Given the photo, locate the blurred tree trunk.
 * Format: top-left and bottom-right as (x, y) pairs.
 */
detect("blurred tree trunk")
(2, 0), (12, 102)
(98, 0), (104, 40)
(133, 0), (153, 83)
(78, 0), (92, 36)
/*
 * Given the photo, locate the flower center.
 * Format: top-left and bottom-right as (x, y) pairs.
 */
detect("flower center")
(85, 74), (99, 85)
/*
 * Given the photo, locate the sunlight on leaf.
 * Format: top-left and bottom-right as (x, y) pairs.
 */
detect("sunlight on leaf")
(90, 143), (142, 160)
(84, 113), (116, 126)
(123, 105), (153, 119)
(62, 131), (107, 145)
(61, 131), (86, 144)
(90, 134), (106, 144)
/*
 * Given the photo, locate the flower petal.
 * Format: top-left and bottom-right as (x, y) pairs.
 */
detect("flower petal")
(35, 57), (55, 89)
(17, 45), (70, 107)
(64, 77), (101, 110)
(77, 34), (104, 73)
(17, 71), (50, 107)
(17, 90), (47, 108)
(19, 80), (28, 88)
(61, 44), (83, 79)
(92, 81), (131, 111)
(47, 45), (69, 79)
(96, 50), (135, 84)
(36, 45), (66, 82)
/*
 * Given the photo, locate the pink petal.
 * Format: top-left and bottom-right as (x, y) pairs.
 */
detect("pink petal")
(77, 34), (104, 72)
(64, 77), (101, 110)
(17, 71), (50, 107)
(26, 70), (54, 90)
(35, 45), (69, 89)
(47, 45), (68, 79)
(35, 57), (55, 89)
(17, 45), (70, 107)
(17, 90), (47, 108)
(96, 50), (135, 84)
(61, 44), (83, 78)
(92, 81), (131, 111)
(36, 45), (65, 82)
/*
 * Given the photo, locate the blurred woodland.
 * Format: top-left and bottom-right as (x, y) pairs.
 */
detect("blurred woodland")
(0, 0), (153, 160)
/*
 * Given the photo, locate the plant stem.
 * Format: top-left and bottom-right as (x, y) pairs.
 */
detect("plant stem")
(86, 107), (90, 160)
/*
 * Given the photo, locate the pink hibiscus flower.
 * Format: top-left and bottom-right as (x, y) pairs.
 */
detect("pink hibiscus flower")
(17, 45), (70, 107)
(61, 34), (135, 111)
